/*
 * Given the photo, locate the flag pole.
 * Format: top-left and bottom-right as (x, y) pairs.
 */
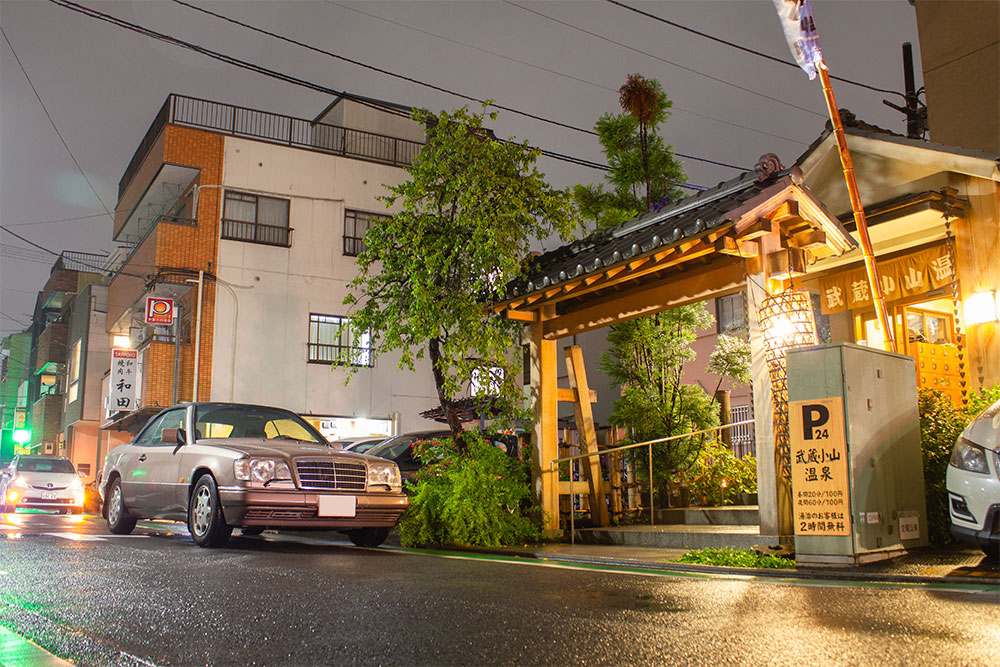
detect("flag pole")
(816, 60), (896, 353)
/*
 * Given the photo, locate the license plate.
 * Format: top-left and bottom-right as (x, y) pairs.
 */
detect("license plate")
(318, 495), (356, 517)
(41, 491), (57, 500)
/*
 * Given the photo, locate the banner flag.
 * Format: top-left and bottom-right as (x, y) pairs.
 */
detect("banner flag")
(772, 0), (824, 79)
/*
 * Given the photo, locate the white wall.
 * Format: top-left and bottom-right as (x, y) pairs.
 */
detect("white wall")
(213, 138), (441, 433)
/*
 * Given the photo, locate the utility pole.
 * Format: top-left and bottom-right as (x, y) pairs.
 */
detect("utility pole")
(883, 42), (928, 140)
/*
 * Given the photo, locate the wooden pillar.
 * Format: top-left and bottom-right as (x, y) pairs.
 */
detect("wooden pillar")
(564, 345), (609, 526)
(529, 305), (560, 535)
(716, 389), (732, 448)
(748, 273), (779, 538)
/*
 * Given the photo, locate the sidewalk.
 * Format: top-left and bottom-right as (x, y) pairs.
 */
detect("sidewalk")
(430, 539), (1000, 587)
(0, 626), (72, 666)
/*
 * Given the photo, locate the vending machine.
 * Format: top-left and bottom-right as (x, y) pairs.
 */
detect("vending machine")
(786, 343), (928, 565)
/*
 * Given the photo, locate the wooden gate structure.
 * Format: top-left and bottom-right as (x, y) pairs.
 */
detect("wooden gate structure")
(493, 155), (858, 535)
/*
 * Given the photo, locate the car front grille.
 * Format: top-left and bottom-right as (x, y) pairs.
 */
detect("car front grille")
(295, 459), (367, 491)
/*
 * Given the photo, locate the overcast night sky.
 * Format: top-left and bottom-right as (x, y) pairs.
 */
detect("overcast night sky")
(0, 0), (923, 336)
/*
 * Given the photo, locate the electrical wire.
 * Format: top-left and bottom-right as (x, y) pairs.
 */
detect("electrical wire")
(2, 212), (111, 227)
(502, 0), (826, 119)
(605, 0), (905, 98)
(0, 26), (114, 223)
(323, 0), (807, 147)
(0, 311), (31, 326)
(165, 0), (747, 172)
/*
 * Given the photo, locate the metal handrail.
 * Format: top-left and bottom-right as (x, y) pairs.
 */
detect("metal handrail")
(549, 418), (756, 543)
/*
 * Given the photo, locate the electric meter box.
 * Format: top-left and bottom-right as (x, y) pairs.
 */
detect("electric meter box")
(786, 342), (928, 566)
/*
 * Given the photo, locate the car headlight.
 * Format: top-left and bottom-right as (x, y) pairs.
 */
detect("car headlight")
(234, 458), (292, 483)
(950, 437), (990, 474)
(367, 461), (401, 491)
(69, 478), (84, 490)
(12, 476), (29, 489)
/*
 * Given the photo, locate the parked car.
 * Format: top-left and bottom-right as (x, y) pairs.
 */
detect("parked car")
(328, 436), (389, 455)
(1, 455), (85, 514)
(365, 429), (518, 484)
(947, 398), (1000, 559)
(98, 402), (407, 548)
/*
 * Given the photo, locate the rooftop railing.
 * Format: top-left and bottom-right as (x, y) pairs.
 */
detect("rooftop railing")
(118, 94), (424, 202)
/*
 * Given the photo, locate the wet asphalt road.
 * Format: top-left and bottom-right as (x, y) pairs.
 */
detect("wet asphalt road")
(1, 512), (998, 666)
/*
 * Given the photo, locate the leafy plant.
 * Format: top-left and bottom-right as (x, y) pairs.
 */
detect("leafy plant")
(345, 104), (579, 438)
(398, 432), (542, 548)
(685, 440), (757, 506)
(675, 548), (795, 569)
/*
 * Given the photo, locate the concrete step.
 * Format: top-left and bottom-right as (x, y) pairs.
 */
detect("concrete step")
(574, 524), (779, 551)
(652, 505), (760, 526)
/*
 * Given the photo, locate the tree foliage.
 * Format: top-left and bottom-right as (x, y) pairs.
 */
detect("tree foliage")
(573, 74), (687, 229)
(345, 105), (579, 436)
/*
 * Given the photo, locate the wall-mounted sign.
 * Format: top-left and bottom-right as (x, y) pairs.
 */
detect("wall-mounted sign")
(145, 297), (175, 325)
(13, 407), (26, 429)
(110, 348), (138, 412)
(789, 396), (851, 537)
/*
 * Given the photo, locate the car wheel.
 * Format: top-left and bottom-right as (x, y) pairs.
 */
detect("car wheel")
(188, 475), (232, 548)
(105, 478), (137, 535)
(241, 526), (265, 536)
(347, 526), (390, 547)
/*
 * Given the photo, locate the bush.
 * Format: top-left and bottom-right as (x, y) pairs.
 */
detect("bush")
(398, 432), (542, 548)
(676, 547), (795, 569)
(685, 440), (757, 506)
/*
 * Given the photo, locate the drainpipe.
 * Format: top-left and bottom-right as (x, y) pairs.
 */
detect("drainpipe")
(192, 270), (204, 401)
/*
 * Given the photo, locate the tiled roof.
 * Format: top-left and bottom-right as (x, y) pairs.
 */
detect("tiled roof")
(509, 155), (789, 298)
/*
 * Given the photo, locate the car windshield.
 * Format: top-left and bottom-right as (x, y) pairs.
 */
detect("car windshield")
(19, 457), (75, 474)
(195, 405), (326, 444)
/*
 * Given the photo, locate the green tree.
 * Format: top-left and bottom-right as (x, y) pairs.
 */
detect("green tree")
(573, 74), (687, 229)
(345, 105), (579, 438)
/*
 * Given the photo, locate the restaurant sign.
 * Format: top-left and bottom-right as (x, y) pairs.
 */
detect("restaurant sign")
(819, 244), (953, 314)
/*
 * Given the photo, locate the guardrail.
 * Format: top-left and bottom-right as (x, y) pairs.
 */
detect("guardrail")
(551, 418), (756, 543)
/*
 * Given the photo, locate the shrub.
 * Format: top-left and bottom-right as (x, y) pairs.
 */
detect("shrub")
(685, 440), (757, 506)
(398, 432), (541, 548)
(675, 547), (795, 569)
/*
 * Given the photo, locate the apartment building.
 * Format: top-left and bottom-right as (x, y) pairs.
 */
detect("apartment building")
(100, 93), (442, 455)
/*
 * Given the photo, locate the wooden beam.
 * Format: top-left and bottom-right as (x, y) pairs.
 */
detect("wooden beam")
(768, 200), (802, 225)
(766, 247), (807, 280)
(735, 218), (773, 240)
(504, 309), (537, 322)
(788, 228), (827, 250)
(558, 480), (607, 495)
(557, 387), (597, 403)
(564, 345), (609, 527)
(543, 257), (746, 339)
(531, 304), (560, 535)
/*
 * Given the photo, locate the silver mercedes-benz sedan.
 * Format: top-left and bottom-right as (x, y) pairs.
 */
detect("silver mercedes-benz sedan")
(99, 402), (407, 548)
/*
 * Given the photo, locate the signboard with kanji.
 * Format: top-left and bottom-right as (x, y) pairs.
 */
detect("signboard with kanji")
(110, 348), (138, 412)
(13, 407), (26, 429)
(145, 297), (175, 325)
(789, 397), (851, 537)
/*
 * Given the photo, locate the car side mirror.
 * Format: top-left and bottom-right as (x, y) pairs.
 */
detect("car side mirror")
(78, 470), (87, 479)
(161, 428), (187, 445)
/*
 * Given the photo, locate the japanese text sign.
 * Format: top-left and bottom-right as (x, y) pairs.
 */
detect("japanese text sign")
(790, 397), (851, 537)
(110, 348), (138, 412)
(145, 297), (175, 325)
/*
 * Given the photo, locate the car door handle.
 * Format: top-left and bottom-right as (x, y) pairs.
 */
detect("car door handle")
(138, 454), (147, 462)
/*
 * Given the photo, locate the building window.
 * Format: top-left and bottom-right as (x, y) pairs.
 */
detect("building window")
(221, 191), (291, 247)
(716, 291), (747, 334)
(308, 314), (373, 366)
(66, 339), (82, 404)
(343, 209), (389, 257)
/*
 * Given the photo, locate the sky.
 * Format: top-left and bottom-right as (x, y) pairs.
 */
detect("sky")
(0, 0), (924, 338)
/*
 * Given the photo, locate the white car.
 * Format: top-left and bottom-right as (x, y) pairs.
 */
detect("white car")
(1, 455), (86, 514)
(946, 398), (1000, 559)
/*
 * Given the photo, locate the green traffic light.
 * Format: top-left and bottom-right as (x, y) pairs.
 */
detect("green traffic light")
(12, 429), (31, 445)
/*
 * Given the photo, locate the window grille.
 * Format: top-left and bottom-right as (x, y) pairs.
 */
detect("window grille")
(308, 314), (373, 367)
(221, 191), (291, 247)
(343, 209), (389, 257)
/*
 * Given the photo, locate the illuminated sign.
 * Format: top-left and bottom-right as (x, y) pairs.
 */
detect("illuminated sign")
(145, 297), (175, 325)
(789, 397), (851, 537)
(110, 348), (138, 412)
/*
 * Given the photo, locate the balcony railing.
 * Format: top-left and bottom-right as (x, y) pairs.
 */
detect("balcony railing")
(119, 94), (424, 201)
(221, 219), (292, 248)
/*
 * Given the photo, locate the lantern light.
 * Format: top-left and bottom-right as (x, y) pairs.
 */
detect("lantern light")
(964, 290), (998, 326)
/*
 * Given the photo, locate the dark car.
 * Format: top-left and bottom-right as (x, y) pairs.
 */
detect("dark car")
(365, 430), (519, 484)
(328, 436), (389, 455)
(99, 402), (407, 548)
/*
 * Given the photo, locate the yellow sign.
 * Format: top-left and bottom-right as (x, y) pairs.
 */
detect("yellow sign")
(789, 397), (851, 537)
(818, 244), (953, 314)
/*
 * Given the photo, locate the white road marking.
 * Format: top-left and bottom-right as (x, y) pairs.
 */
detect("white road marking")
(43, 532), (151, 541)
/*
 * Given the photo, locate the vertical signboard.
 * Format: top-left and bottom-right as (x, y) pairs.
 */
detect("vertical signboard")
(110, 348), (138, 412)
(789, 397), (851, 536)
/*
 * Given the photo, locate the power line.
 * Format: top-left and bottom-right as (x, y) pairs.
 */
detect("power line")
(323, 0), (807, 147)
(45, 0), (740, 181)
(0, 311), (31, 327)
(0, 225), (58, 256)
(165, 0), (746, 172)
(0, 26), (115, 223)
(605, 0), (904, 98)
(502, 0), (826, 119)
(1, 212), (111, 227)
